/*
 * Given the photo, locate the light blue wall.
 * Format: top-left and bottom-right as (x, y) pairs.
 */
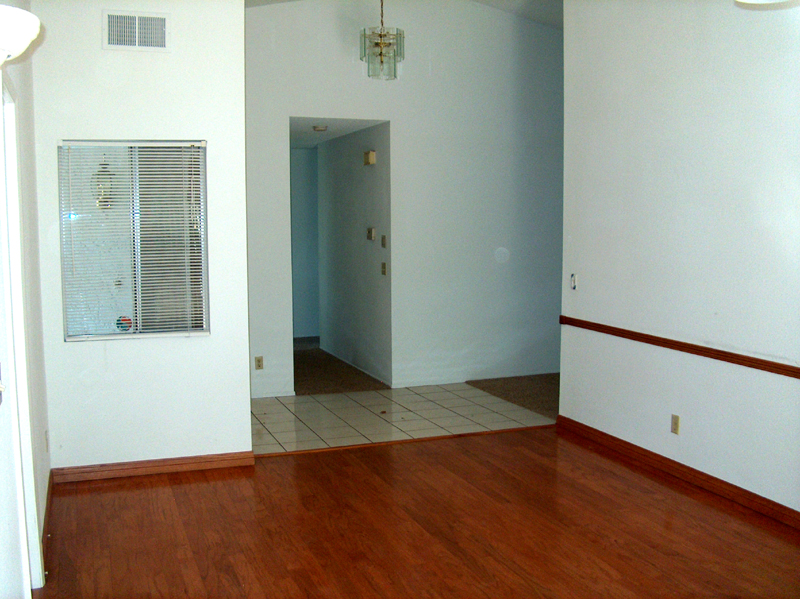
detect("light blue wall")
(318, 123), (391, 384)
(247, 0), (564, 396)
(290, 148), (319, 338)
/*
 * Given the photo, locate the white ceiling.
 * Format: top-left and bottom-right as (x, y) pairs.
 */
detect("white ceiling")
(290, 117), (387, 149)
(244, 0), (563, 29)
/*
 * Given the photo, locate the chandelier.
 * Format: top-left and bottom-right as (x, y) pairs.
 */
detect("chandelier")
(359, 0), (404, 80)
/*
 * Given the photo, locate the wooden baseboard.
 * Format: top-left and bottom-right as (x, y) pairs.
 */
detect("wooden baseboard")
(557, 416), (800, 531)
(51, 451), (255, 484)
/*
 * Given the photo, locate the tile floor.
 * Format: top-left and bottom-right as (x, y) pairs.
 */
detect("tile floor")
(251, 383), (556, 455)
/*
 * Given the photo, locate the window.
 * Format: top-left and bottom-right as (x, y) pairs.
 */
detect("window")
(58, 140), (209, 339)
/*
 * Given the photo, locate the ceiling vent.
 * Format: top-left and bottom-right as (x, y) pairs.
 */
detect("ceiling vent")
(103, 11), (169, 51)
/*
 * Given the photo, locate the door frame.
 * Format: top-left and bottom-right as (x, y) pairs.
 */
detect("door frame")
(1, 73), (44, 589)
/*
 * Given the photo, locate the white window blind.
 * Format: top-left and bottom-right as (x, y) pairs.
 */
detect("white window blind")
(58, 140), (209, 340)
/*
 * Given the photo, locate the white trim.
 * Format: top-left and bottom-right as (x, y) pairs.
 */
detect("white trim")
(64, 330), (211, 342)
(1, 73), (38, 594)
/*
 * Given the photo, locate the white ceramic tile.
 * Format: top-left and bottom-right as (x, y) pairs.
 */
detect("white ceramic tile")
(377, 388), (416, 398)
(419, 391), (460, 402)
(251, 403), (295, 416)
(278, 396), (319, 407)
(469, 412), (520, 425)
(428, 415), (474, 428)
(491, 404), (537, 417)
(295, 409), (344, 422)
(367, 406), (410, 418)
(253, 385), (552, 453)
(377, 410), (424, 423)
(257, 412), (299, 426)
(314, 425), (361, 440)
(413, 407), (457, 419)
(290, 411), (335, 424)
(345, 391), (387, 401)
(313, 398), (359, 410)
(311, 393), (351, 403)
(325, 436), (370, 447)
(250, 395), (282, 404)
(407, 428), (450, 439)
(252, 429), (278, 444)
(468, 394), (508, 407)
(484, 420), (525, 431)
(347, 421), (398, 435)
(337, 413), (387, 426)
(438, 383), (473, 391)
(265, 420), (312, 434)
(272, 429), (323, 444)
(393, 398), (440, 411)
(443, 423), (489, 435)
(284, 404), (330, 417)
(363, 429), (412, 443)
(509, 413), (556, 427)
(285, 400), (327, 411)
(326, 405), (373, 417)
(250, 396), (283, 409)
(303, 420), (352, 433)
(253, 443), (286, 455)
(452, 388), (491, 399)
(432, 397), (475, 409)
(354, 396), (397, 408)
(280, 438), (329, 452)
(394, 418), (439, 432)
(408, 385), (444, 393)
(450, 404), (494, 418)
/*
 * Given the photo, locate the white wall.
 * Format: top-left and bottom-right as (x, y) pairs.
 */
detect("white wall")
(290, 148), (320, 339)
(32, 0), (250, 468)
(318, 123), (392, 384)
(247, 0), (564, 396)
(562, 0), (800, 510)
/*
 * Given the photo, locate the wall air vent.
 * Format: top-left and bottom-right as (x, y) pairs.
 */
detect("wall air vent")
(103, 11), (169, 51)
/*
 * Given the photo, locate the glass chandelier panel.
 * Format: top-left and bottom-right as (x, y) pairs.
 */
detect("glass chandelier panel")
(359, 0), (404, 80)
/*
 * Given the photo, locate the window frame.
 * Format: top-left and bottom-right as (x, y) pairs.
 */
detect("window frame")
(58, 139), (210, 341)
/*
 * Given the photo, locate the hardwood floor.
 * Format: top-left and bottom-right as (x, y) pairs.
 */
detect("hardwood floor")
(38, 427), (800, 598)
(467, 373), (559, 420)
(293, 348), (389, 396)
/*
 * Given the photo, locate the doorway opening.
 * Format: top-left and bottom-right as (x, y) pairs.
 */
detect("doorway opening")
(289, 117), (392, 396)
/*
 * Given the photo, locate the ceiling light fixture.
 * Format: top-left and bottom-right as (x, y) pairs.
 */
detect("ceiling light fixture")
(0, 5), (41, 67)
(312, 125), (328, 132)
(360, 0), (404, 81)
